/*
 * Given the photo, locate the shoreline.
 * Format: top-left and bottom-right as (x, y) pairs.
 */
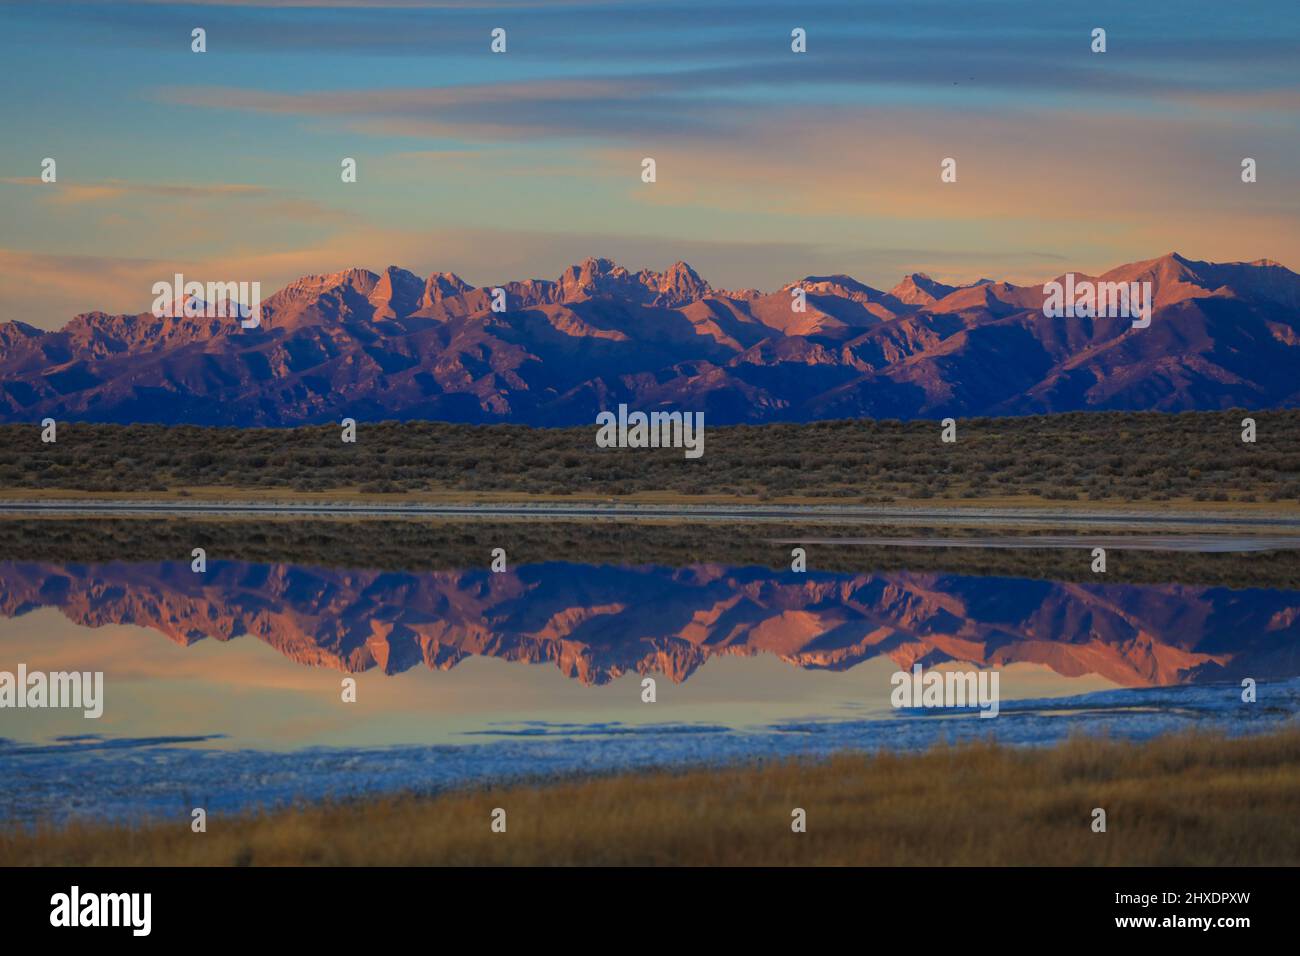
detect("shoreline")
(5, 726), (1298, 866)
(3, 496), (1300, 531)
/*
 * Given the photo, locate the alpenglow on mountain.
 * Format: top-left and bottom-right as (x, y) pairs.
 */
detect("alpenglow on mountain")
(1, 253), (1298, 426)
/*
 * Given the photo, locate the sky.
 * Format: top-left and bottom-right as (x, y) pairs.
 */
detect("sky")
(1, 0), (1297, 328)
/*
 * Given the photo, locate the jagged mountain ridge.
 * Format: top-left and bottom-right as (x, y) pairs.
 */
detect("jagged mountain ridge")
(1, 253), (1298, 425)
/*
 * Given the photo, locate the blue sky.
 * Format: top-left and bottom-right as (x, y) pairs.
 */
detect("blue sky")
(1, 0), (1297, 326)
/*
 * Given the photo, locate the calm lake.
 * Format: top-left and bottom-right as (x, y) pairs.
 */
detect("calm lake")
(2, 554), (1298, 825)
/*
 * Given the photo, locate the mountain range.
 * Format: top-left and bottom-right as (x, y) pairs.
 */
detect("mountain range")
(3, 560), (1297, 687)
(2, 252), (1298, 426)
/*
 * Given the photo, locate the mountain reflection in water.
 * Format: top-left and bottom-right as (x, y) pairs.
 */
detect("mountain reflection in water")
(3, 558), (1299, 825)
(3, 558), (1299, 688)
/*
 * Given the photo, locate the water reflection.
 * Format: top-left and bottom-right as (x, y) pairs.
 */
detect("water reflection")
(4, 558), (1299, 825)
(3, 558), (1299, 687)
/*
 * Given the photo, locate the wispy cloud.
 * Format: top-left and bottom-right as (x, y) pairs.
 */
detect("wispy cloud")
(1, 178), (274, 205)
(1, 0), (1295, 305)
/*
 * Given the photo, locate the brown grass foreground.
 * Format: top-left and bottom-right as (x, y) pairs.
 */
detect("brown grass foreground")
(5, 729), (1300, 866)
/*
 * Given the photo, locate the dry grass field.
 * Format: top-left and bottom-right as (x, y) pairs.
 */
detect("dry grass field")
(5, 729), (1299, 866)
(2, 410), (1298, 504)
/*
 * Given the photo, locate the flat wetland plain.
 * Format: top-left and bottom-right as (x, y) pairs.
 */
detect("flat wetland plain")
(2, 516), (1299, 587)
(2, 513), (1299, 866)
(3, 410), (1299, 865)
(2, 409), (1298, 505)
(5, 730), (1299, 866)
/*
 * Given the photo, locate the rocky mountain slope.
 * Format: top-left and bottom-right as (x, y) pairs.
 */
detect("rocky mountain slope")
(2, 253), (1297, 425)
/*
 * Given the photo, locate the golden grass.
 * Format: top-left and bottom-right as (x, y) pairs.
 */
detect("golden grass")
(5, 729), (1300, 866)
